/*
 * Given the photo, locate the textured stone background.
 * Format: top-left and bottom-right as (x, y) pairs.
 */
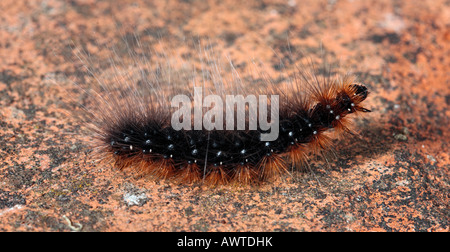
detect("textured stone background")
(0, 0), (448, 231)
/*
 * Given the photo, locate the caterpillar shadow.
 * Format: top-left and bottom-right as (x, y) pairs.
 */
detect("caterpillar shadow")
(328, 121), (395, 171)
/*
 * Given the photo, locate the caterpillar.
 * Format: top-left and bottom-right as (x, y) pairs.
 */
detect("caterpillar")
(69, 39), (371, 185)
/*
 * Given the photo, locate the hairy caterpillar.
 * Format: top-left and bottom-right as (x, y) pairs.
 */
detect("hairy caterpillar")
(69, 38), (371, 185)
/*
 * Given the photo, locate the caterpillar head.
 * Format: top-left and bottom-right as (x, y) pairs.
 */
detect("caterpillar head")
(352, 84), (368, 100)
(349, 84), (371, 112)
